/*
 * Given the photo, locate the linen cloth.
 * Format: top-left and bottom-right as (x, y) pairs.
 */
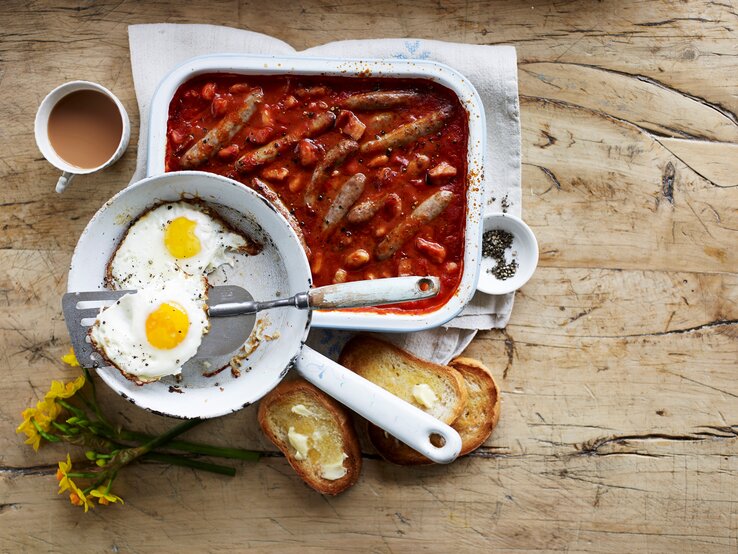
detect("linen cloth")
(128, 24), (521, 363)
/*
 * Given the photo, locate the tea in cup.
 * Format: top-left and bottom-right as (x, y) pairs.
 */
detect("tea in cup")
(34, 81), (130, 193)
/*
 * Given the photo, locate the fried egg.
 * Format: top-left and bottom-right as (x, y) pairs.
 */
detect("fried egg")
(108, 201), (251, 290)
(89, 275), (209, 383)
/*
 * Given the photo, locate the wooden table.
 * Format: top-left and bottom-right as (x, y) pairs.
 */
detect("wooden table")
(2, 1), (736, 551)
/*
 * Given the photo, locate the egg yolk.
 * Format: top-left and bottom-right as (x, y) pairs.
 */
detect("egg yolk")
(164, 217), (201, 258)
(145, 302), (190, 350)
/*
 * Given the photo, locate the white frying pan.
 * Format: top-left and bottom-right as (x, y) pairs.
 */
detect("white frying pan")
(67, 172), (462, 463)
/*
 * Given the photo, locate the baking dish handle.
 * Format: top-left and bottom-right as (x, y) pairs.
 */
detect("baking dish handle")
(294, 346), (462, 464)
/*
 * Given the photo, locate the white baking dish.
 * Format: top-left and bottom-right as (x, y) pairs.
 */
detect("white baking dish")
(146, 54), (486, 332)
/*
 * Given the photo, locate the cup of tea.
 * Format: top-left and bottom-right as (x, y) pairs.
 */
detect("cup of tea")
(34, 81), (130, 193)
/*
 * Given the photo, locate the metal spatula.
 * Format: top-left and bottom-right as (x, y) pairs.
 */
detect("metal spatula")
(62, 276), (439, 368)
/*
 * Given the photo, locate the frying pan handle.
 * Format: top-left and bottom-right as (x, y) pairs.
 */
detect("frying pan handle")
(308, 276), (440, 309)
(294, 346), (462, 464)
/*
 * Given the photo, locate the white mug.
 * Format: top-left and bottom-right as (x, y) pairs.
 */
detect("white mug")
(34, 81), (131, 193)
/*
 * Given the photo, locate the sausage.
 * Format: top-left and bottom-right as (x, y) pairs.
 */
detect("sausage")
(346, 192), (401, 224)
(375, 190), (454, 260)
(251, 178), (310, 256)
(360, 107), (451, 154)
(342, 90), (421, 110)
(322, 173), (366, 234)
(347, 196), (383, 224)
(235, 111), (336, 172)
(180, 89), (263, 168)
(304, 139), (359, 207)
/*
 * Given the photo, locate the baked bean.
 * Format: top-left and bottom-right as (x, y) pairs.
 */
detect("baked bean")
(345, 249), (370, 268)
(398, 258), (413, 276)
(367, 155), (389, 168)
(262, 167), (289, 181)
(311, 252), (324, 274)
(333, 268), (348, 283)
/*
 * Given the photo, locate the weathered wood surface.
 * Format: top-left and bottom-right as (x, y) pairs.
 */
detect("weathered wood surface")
(1, 1), (736, 552)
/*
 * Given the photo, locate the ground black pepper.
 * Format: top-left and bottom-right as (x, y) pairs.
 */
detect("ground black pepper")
(482, 228), (518, 280)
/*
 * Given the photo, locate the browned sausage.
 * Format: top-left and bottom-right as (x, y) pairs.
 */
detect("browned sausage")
(342, 91), (421, 110)
(322, 173), (366, 234)
(375, 190), (454, 260)
(360, 107), (451, 154)
(251, 177), (310, 256)
(235, 111), (336, 172)
(346, 196), (383, 224)
(304, 139), (359, 207)
(181, 89), (263, 168)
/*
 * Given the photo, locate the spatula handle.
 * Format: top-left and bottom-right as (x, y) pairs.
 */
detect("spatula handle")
(308, 276), (439, 309)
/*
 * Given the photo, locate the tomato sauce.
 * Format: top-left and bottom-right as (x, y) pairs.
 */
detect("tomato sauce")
(166, 74), (469, 313)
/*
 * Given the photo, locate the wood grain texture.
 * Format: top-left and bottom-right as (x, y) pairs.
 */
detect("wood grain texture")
(0, 0), (736, 552)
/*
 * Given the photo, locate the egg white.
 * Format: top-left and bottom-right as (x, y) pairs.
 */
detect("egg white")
(109, 201), (248, 290)
(89, 275), (209, 382)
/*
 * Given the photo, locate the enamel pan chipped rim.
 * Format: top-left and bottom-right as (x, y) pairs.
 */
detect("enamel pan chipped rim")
(146, 53), (487, 332)
(67, 172), (314, 420)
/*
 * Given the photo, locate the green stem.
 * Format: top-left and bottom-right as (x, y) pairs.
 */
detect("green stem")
(120, 430), (260, 461)
(143, 452), (236, 477)
(142, 418), (203, 453)
(56, 399), (86, 419)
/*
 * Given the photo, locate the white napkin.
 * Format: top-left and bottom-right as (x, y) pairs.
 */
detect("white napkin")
(127, 24), (521, 363)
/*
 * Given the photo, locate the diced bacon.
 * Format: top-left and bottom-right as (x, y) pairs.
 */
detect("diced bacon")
(217, 144), (240, 160)
(229, 83), (250, 93)
(258, 106), (275, 127)
(428, 161), (457, 183)
(416, 237), (447, 263)
(262, 167), (289, 181)
(407, 154), (430, 176)
(296, 139), (322, 167)
(202, 82), (216, 101)
(392, 154), (410, 168)
(383, 193), (402, 218)
(169, 128), (189, 146)
(337, 110), (366, 140)
(211, 96), (229, 117)
(246, 127), (275, 145)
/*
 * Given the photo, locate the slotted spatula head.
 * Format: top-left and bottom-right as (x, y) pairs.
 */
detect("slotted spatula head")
(62, 286), (256, 369)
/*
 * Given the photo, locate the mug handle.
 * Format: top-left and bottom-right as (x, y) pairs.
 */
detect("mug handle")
(56, 171), (74, 193)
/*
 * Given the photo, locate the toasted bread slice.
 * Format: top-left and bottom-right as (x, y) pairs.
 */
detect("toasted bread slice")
(338, 336), (468, 424)
(368, 356), (501, 465)
(258, 379), (361, 495)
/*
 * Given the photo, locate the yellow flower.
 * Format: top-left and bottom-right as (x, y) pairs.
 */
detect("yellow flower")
(16, 399), (62, 451)
(45, 375), (86, 401)
(90, 485), (124, 506)
(69, 491), (93, 513)
(61, 348), (80, 367)
(56, 454), (92, 512)
(56, 454), (73, 493)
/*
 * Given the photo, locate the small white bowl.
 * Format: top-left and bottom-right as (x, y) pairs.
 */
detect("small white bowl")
(476, 213), (539, 295)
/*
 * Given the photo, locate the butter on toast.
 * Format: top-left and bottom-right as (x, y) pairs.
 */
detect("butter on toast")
(258, 379), (362, 495)
(338, 336), (468, 424)
(367, 356), (501, 465)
